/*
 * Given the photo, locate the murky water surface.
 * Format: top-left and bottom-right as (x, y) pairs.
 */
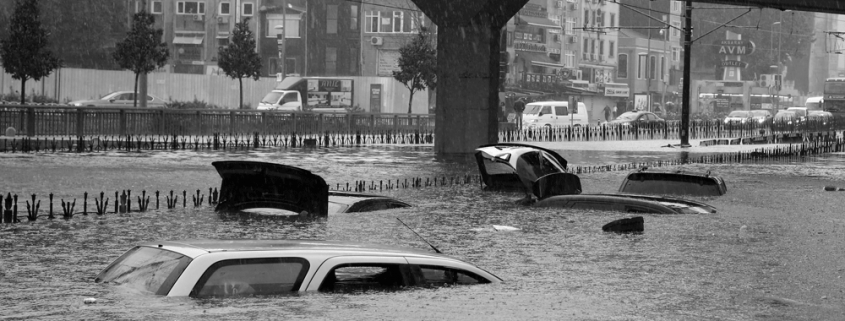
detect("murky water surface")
(1, 146), (844, 320)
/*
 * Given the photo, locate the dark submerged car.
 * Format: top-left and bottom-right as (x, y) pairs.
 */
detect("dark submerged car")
(604, 111), (666, 130)
(213, 161), (410, 216)
(618, 168), (727, 197)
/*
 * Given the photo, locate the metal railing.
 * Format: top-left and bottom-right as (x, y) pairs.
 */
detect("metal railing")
(0, 105), (435, 136)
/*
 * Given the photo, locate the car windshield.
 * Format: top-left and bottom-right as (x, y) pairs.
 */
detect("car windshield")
(99, 92), (123, 100)
(615, 112), (639, 121)
(775, 112), (795, 119)
(727, 111), (750, 117)
(96, 246), (190, 295)
(260, 92), (283, 104)
(750, 110), (770, 117)
(523, 105), (543, 115)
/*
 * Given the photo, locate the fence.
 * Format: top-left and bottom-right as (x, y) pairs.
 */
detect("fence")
(0, 105), (435, 136)
(499, 117), (844, 143)
(3, 136), (844, 224)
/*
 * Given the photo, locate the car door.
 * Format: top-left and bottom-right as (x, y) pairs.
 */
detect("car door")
(553, 106), (569, 127)
(305, 256), (411, 292)
(114, 93), (134, 105)
(280, 92), (301, 110)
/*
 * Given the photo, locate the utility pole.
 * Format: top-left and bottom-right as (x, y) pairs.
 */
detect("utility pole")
(680, 0), (692, 147)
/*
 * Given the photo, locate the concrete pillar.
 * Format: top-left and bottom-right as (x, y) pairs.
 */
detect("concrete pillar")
(414, 1), (526, 155)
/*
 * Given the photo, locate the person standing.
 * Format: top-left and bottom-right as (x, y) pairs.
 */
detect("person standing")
(513, 97), (526, 130)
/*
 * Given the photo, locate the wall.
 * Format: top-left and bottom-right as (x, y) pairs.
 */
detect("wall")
(0, 68), (429, 113)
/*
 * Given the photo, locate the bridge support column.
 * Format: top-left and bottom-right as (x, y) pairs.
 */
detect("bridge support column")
(414, 1), (526, 156)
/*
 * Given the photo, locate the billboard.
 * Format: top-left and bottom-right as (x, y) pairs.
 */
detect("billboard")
(306, 79), (353, 109)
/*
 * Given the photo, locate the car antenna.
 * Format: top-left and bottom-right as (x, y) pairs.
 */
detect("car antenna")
(396, 218), (442, 254)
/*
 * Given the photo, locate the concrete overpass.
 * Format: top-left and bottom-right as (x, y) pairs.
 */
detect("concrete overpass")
(413, 0), (845, 155)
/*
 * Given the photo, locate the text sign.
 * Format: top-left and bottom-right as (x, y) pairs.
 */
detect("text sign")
(719, 60), (749, 68)
(716, 40), (755, 55)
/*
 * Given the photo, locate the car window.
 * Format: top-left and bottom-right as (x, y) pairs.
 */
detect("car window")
(554, 106), (568, 116)
(347, 199), (410, 213)
(412, 265), (488, 287)
(192, 257), (309, 297)
(282, 92), (299, 104)
(318, 264), (408, 293)
(540, 106), (551, 115)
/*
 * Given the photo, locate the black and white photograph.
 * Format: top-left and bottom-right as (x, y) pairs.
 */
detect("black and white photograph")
(1, 0), (844, 320)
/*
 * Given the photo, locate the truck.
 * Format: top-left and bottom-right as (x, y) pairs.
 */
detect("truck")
(256, 77), (354, 112)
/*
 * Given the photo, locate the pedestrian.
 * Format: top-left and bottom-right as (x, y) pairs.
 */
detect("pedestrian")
(513, 97), (526, 130)
(603, 105), (612, 122)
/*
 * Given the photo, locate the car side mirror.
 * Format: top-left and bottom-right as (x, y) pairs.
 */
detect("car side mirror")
(538, 112), (543, 116)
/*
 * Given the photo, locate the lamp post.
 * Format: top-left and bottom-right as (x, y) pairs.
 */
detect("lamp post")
(274, 2), (288, 79)
(772, 21), (781, 111)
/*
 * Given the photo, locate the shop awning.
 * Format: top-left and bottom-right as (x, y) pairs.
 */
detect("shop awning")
(173, 35), (204, 45)
(517, 15), (560, 29)
(515, 51), (565, 68)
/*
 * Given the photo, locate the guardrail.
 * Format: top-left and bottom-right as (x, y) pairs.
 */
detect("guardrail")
(500, 117), (845, 143)
(0, 105), (435, 137)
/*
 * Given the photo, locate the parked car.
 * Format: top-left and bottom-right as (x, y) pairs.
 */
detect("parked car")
(772, 110), (799, 131)
(533, 193), (717, 214)
(522, 101), (589, 128)
(213, 161), (411, 216)
(67, 91), (167, 108)
(618, 168), (727, 197)
(722, 110), (753, 129)
(604, 111), (666, 130)
(95, 240), (501, 297)
(786, 107), (808, 122)
(750, 109), (774, 127)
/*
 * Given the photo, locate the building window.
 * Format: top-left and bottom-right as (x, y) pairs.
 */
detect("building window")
(349, 46), (358, 74)
(583, 40), (589, 57)
(242, 2), (253, 16)
(617, 54), (628, 79)
(565, 18), (574, 35)
(671, 21), (681, 38)
(609, 41), (614, 56)
(392, 11), (404, 33)
(325, 47), (337, 76)
(565, 50), (575, 68)
(660, 56), (666, 81)
(637, 54), (646, 79)
(609, 13), (615, 27)
(584, 10), (590, 26)
(672, 1), (682, 13)
(350, 5), (358, 30)
(218, 1), (230, 15)
(267, 14), (301, 38)
(151, 0), (163, 14)
(649, 55), (656, 79)
(672, 47), (680, 62)
(176, 1), (205, 14)
(599, 40), (604, 56)
(365, 11), (380, 33)
(327, 5), (338, 34)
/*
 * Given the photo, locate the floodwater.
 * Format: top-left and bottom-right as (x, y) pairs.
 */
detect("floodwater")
(1, 146), (844, 320)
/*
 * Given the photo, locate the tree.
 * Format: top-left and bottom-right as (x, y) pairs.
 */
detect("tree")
(218, 18), (261, 110)
(0, 0), (61, 105)
(393, 31), (437, 114)
(113, 9), (169, 107)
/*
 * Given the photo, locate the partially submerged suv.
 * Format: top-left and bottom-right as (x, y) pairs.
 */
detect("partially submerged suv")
(95, 240), (501, 297)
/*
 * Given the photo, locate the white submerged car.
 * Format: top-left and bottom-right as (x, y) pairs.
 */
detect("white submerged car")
(95, 239), (501, 297)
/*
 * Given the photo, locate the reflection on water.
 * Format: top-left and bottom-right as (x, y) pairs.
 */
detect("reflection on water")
(1, 147), (844, 320)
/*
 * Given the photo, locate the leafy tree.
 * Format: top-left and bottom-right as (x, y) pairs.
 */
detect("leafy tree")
(393, 31), (437, 114)
(218, 18), (261, 110)
(0, 0), (61, 105)
(113, 9), (169, 107)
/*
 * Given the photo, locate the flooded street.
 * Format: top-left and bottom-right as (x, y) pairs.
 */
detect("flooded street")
(1, 146), (844, 320)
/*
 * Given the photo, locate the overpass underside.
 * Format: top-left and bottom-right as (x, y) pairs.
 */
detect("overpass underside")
(413, 0), (845, 155)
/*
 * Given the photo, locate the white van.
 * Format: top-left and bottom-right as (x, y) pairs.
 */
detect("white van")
(805, 96), (823, 111)
(522, 101), (589, 128)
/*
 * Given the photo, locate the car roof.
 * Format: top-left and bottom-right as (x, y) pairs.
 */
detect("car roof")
(142, 239), (451, 259)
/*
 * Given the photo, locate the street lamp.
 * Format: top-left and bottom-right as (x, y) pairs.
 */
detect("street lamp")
(275, 25), (285, 79)
(771, 21), (781, 111)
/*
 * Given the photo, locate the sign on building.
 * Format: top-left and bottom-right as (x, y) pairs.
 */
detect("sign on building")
(377, 50), (401, 77)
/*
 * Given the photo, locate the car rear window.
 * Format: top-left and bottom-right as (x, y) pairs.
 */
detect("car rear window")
(619, 172), (725, 196)
(192, 257), (309, 297)
(319, 263), (407, 293)
(96, 246), (192, 295)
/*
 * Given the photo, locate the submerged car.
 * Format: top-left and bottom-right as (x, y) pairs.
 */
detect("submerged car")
(213, 161), (411, 216)
(618, 168), (727, 197)
(95, 240), (501, 297)
(722, 110), (753, 128)
(475, 143), (582, 198)
(534, 193), (717, 214)
(604, 111), (666, 130)
(68, 91), (167, 108)
(474, 144), (718, 214)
